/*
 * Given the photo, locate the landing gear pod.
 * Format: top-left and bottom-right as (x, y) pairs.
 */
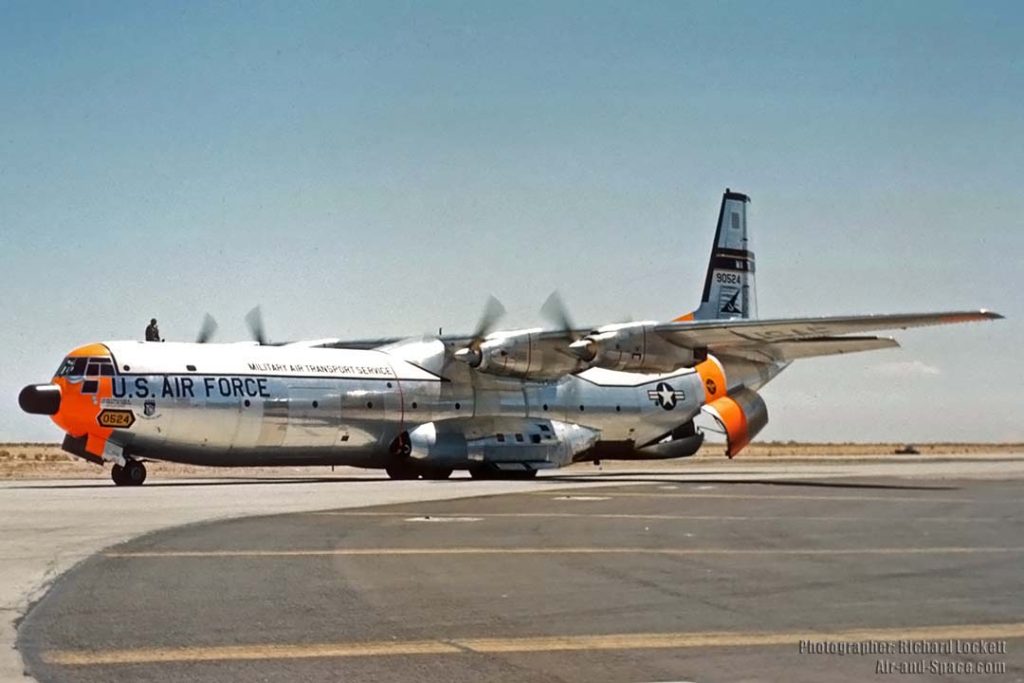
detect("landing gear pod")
(700, 387), (768, 458)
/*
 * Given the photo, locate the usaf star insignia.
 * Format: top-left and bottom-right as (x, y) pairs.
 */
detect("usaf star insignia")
(647, 382), (685, 410)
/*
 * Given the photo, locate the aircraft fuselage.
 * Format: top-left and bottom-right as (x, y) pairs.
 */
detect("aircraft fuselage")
(36, 340), (759, 473)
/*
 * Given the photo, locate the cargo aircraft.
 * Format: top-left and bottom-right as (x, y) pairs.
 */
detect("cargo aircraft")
(20, 190), (1001, 485)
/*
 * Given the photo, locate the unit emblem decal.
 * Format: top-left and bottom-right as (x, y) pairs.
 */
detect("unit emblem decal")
(720, 288), (742, 315)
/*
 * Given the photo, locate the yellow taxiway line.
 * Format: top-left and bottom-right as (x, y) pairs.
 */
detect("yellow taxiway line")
(313, 511), (1000, 523)
(104, 546), (1024, 558)
(529, 491), (976, 503)
(45, 623), (1024, 666)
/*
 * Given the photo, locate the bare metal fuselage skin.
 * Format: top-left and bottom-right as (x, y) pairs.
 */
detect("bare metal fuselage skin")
(50, 339), (776, 470)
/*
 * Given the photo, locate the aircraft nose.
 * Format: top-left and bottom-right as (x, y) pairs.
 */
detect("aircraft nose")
(19, 384), (61, 416)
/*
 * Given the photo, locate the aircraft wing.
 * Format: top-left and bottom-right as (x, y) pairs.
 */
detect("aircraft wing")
(654, 310), (1001, 353)
(316, 336), (409, 350)
(315, 311), (999, 363)
(714, 336), (900, 363)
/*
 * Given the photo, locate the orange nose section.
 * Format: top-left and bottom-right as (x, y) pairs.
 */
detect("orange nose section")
(50, 344), (117, 453)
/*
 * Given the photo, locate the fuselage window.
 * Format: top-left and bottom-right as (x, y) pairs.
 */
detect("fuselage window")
(515, 433), (524, 443)
(530, 434), (541, 444)
(496, 433), (506, 443)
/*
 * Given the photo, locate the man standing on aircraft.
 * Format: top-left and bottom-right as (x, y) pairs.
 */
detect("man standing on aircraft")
(145, 318), (161, 342)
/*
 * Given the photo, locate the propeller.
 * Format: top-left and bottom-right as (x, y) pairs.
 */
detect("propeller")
(540, 288), (598, 360)
(453, 295), (506, 366)
(540, 290), (596, 360)
(472, 295), (506, 342)
(245, 306), (268, 345)
(196, 313), (218, 344)
(540, 290), (576, 338)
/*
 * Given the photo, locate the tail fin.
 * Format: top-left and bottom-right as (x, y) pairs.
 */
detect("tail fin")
(692, 189), (756, 321)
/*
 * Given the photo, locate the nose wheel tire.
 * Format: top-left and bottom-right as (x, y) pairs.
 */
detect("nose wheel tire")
(112, 460), (147, 486)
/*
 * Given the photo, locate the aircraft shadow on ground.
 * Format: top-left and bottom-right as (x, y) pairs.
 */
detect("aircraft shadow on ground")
(13, 472), (959, 492)
(542, 473), (960, 491)
(11, 476), (392, 490)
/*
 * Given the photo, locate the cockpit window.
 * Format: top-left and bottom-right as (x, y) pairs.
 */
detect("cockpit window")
(84, 359), (115, 377)
(55, 357), (88, 377)
(56, 357), (113, 378)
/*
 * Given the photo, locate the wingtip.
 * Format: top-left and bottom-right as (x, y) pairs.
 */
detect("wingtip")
(979, 309), (1005, 320)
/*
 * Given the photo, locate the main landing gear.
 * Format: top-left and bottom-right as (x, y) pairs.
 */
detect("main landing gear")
(385, 462), (453, 481)
(468, 466), (537, 480)
(111, 459), (147, 486)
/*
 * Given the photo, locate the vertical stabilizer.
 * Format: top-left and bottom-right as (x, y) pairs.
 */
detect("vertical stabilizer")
(693, 189), (756, 320)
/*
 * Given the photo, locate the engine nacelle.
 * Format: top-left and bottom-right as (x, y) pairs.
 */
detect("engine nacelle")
(700, 386), (768, 458)
(569, 322), (700, 373)
(456, 329), (584, 380)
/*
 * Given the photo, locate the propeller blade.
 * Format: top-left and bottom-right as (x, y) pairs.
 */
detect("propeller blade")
(245, 306), (267, 345)
(454, 296), (506, 366)
(196, 313), (218, 344)
(471, 295), (506, 343)
(540, 290), (576, 337)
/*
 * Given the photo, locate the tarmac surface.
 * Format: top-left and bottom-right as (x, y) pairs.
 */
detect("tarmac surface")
(12, 458), (1024, 682)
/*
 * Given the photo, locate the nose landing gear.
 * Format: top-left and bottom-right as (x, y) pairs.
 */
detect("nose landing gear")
(111, 459), (147, 486)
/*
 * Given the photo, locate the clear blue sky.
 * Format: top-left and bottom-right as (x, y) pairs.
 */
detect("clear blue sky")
(2, 1), (1021, 442)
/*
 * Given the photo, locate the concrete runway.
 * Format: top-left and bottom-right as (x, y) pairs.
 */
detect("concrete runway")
(9, 457), (1024, 682)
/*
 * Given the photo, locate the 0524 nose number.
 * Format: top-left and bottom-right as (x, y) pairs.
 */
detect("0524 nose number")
(97, 409), (136, 429)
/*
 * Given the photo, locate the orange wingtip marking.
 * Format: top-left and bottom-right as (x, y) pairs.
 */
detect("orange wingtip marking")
(672, 312), (695, 322)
